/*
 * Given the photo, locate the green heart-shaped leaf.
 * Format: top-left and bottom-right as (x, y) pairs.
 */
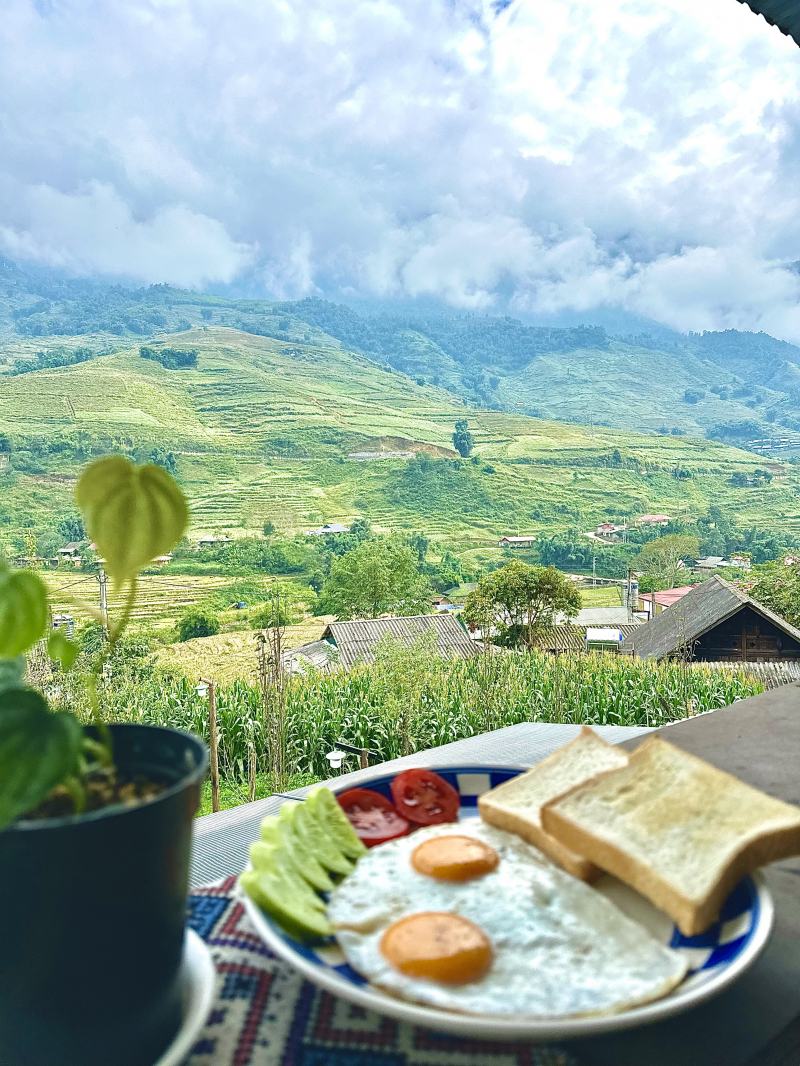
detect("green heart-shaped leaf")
(0, 689), (82, 827)
(0, 657), (25, 694)
(47, 629), (79, 672)
(0, 566), (49, 658)
(75, 456), (189, 585)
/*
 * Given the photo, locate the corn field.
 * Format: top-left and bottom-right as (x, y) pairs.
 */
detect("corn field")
(88, 639), (763, 784)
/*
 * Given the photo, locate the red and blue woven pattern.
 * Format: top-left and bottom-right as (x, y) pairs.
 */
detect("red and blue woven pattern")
(185, 876), (577, 1066)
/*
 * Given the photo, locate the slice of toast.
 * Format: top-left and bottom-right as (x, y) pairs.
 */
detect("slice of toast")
(478, 726), (629, 880)
(541, 736), (800, 935)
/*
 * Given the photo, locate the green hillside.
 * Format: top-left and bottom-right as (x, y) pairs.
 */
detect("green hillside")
(496, 339), (788, 435)
(1, 327), (798, 550)
(4, 259), (800, 453)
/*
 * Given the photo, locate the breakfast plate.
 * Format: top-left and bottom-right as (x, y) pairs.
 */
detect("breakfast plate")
(241, 764), (774, 1040)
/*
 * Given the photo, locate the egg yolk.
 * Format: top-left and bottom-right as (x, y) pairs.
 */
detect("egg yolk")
(411, 834), (499, 881)
(380, 912), (493, 985)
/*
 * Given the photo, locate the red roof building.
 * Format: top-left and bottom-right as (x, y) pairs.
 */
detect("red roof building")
(638, 585), (694, 618)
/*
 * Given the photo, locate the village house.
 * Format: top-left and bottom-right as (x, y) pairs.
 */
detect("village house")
(304, 522), (351, 536)
(56, 542), (83, 567)
(286, 613), (479, 673)
(695, 554), (752, 573)
(637, 585), (694, 620)
(498, 535), (536, 548)
(635, 513), (672, 527)
(622, 576), (800, 664)
(536, 622), (641, 655)
(196, 535), (232, 548)
(593, 522), (626, 540)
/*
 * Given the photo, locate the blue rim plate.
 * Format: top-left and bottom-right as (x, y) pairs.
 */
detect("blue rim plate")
(241, 765), (775, 1040)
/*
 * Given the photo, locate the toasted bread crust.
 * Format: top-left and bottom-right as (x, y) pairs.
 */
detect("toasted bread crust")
(479, 796), (598, 880)
(478, 727), (625, 881)
(541, 736), (800, 935)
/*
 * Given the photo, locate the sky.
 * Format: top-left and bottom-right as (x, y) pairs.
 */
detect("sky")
(2, 0), (800, 339)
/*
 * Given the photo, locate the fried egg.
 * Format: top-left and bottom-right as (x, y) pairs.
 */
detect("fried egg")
(327, 820), (688, 1017)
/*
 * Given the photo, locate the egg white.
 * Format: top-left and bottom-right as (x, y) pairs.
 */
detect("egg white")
(328, 821), (688, 1018)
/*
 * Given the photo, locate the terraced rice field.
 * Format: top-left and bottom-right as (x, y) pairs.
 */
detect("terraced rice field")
(3, 327), (799, 546)
(44, 573), (234, 630)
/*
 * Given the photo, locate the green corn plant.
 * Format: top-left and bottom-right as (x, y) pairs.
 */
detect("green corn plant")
(94, 646), (763, 790)
(0, 456), (188, 827)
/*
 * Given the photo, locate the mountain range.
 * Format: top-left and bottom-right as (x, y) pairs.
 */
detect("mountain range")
(0, 258), (799, 554)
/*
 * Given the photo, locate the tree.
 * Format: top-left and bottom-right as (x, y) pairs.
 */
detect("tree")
(251, 584), (307, 629)
(56, 514), (86, 542)
(452, 419), (474, 458)
(746, 563), (800, 627)
(319, 539), (433, 619)
(463, 561), (581, 648)
(176, 607), (220, 642)
(408, 531), (429, 565)
(262, 520), (276, 537)
(636, 534), (700, 589)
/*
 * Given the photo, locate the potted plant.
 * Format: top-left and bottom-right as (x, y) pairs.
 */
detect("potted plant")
(0, 456), (208, 1066)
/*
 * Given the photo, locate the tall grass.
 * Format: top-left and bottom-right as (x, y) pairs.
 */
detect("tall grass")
(88, 638), (762, 783)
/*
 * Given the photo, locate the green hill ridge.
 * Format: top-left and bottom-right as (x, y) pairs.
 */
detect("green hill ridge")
(1, 327), (798, 549)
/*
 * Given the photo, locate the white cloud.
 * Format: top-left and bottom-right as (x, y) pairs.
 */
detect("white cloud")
(0, 0), (799, 337)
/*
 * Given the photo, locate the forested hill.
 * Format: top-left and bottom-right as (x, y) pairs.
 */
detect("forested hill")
(2, 258), (800, 450)
(1, 327), (799, 556)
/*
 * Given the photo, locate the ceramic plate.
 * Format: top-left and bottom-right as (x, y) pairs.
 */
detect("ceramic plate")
(242, 765), (774, 1040)
(155, 928), (216, 1066)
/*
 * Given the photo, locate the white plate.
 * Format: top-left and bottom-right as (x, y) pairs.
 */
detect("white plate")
(242, 764), (775, 1041)
(155, 928), (216, 1066)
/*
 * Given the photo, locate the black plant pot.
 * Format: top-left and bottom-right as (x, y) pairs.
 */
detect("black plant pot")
(0, 723), (208, 1066)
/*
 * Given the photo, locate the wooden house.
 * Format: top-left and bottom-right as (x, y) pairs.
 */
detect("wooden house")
(622, 576), (800, 663)
(56, 543), (83, 567)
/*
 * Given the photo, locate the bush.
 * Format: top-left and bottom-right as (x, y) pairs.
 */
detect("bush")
(139, 346), (198, 370)
(176, 607), (220, 642)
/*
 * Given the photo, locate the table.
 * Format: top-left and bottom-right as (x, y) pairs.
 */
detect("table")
(191, 686), (800, 1066)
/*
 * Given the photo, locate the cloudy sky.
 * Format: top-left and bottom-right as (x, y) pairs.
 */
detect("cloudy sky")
(2, 0), (800, 339)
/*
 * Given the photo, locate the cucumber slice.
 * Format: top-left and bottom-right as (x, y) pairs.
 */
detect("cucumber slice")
(292, 797), (354, 876)
(250, 838), (335, 894)
(240, 869), (332, 941)
(306, 788), (367, 859)
(258, 816), (336, 890)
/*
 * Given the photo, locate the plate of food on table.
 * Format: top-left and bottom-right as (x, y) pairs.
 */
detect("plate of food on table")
(239, 727), (800, 1040)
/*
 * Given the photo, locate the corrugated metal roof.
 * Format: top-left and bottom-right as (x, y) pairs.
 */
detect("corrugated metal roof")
(736, 1), (800, 45)
(574, 607), (634, 626)
(284, 639), (340, 673)
(693, 660), (800, 689)
(322, 614), (479, 668)
(537, 624), (642, 652)
(622, 576), (800, 660)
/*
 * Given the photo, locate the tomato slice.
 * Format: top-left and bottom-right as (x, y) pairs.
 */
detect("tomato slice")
(390, 769), (460, 826)
(337, 788), (411, 847)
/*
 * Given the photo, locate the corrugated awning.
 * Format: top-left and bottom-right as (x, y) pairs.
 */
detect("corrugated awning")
(736, 1), (800, 45)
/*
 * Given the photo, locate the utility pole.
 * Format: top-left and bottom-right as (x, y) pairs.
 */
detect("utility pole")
(97, 567), (109, 635)
(199, 678), (220, 813)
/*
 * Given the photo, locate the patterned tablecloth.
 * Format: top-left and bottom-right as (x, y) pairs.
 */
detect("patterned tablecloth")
(185, 876), (579, 1066)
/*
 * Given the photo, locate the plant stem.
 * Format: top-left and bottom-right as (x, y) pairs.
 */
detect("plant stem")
(109, 576), (138, 647)
(62, 775), (87, 815)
